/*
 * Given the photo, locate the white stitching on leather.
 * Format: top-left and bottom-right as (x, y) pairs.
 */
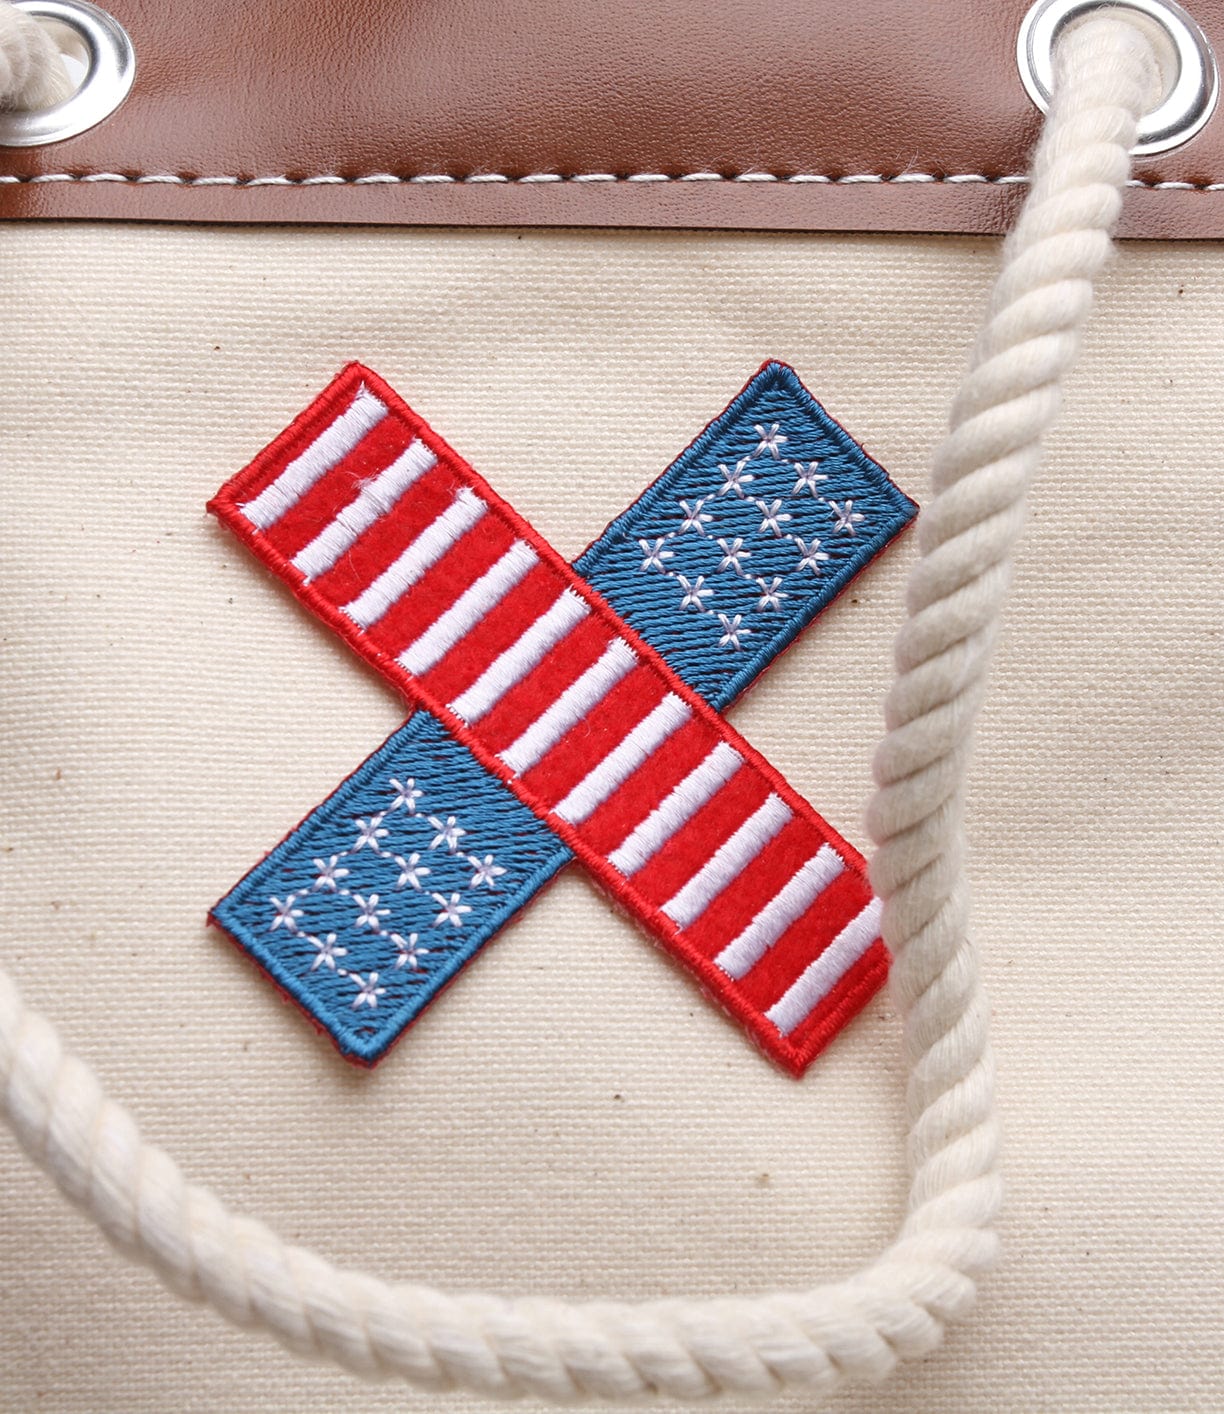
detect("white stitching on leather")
(1, 170), (1022, 186)
(0, 171), (1220, 188)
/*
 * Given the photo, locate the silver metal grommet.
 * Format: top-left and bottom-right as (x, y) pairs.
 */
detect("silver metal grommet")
(0, 0), (134, 147)
(1017, 0), (1218, 154)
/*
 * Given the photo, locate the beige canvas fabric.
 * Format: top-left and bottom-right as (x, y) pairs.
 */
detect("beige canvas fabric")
(0, 223), (1219, 1412)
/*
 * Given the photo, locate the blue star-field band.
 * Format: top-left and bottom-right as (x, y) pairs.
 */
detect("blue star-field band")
(211, 362), (917, 1070)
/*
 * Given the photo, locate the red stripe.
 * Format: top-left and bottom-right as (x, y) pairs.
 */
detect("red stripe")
(308, 461), (461, 608)
(578, 714), (722, 859)
(779, 940), (889, 1068)
(417, 562), (563, 708)
(362, 515), (518, 661)
(678, 815), (823, 963)
(519, 662), (666, 811)
(630, 764), (769, 911)
(732, 867), (874, 1012)
(224, 375), (366, 508)
(259, 417), (415, 561)
(478, 615), (617, 755)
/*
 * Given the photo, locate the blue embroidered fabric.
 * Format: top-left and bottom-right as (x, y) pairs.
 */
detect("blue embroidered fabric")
(212, 362), (917, 1062)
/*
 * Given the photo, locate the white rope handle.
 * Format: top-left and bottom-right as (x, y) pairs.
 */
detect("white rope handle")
(0, 9), (1158, 1401)
(0, 1), (71, 109)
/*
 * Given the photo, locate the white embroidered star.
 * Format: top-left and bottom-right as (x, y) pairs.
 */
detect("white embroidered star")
(718, 459), (754, 496)
(308, 932), (347, 971)
(468, 853), (506, 889)
(795, 536), (830, 574)
(829, 499), (866, 534)
(716, 536), (750, 572)
(388, 776), (423, 813)
(352, 813), (389, 851)
(676, 573), (714, 610)
(432, 891), (473, 928)
(311, 855), (350, 892)
(428, 815), (466, 853)
(717, 612), (752, 649)
(792, 460), (827, 496)
(392, 932), (429, 970)
(638, 536), (674, 571)
(753, 422), (788, 458)
(677, 498), (713, 535)
(755, 576), (789, 611)
(756, 498), (792, 537)
(393, 851), (430, 890)
(350, 971), (387, 1009)
(269, 895), (303, 931)
(353, 892), (390, 930)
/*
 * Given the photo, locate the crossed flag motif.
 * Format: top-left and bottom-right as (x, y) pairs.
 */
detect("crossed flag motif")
(209, 362), (916, 1075)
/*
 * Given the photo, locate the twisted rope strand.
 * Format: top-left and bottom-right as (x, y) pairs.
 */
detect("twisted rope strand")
(0, 1), (71, 110)
(0, 10), (1155, 1401)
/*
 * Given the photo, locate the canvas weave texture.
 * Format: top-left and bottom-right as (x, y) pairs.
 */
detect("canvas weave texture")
(0, 224), (1220, 1413)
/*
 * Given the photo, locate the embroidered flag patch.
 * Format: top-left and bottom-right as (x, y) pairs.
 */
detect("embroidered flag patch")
(210, 363), (916, 1074)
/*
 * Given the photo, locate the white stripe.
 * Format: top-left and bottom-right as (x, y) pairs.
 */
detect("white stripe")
(607, 742), (742, 876)
(342, 488), (485, 629)
(240, 384), (387, 530)
(450, 590), (590, 724)
(713, 845), (846, 980)
(764, 896), (884, 1036)
(662, 793), (792, 930)
(291, 438), (437, 581)
(553, 694), (692, 825)
(397, 541), (538, 677)
(499, 640), (637, 776)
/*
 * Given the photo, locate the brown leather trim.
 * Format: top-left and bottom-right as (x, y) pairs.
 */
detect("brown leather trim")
(0, 178), (1214, 239)
(2, 0), (1223, 238)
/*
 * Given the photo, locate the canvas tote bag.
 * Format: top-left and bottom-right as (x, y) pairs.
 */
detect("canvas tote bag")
(0, 2), (1220, 1409)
